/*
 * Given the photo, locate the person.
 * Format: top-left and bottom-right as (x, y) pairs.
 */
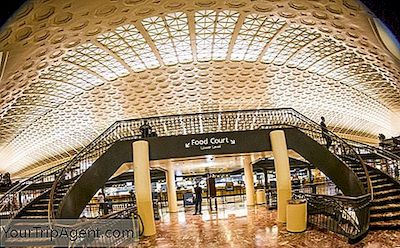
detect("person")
(193, 183), (203, 215)
(292, 174), (301, 192)
(320, 117), (332, 149)
(129, 189), (136, 206)
(378, 133), (386, 148)
(2, 172), (11, 187)
(98, 192), (105, 216)
(104, 196), (111, 215)
(139, 120), (152, 138)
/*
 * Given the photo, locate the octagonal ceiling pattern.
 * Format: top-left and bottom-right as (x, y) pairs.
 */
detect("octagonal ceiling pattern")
(0, 0), (399, 177)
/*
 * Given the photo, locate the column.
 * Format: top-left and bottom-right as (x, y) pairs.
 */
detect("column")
(133, 140), (156, 236)
(243, 156), (255, 206)
(166, 163), (178, 213)
(270, 130), (292, 223)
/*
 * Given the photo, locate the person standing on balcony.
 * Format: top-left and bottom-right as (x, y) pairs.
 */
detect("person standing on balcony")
(320, 117), (332, 149)
(139, 120), (152, 138)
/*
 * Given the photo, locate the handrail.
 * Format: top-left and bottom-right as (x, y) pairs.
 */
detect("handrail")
(258, 123), (373, 197)
(346, 138), (400, 160)
(39, 108), (373, 240)
(345, 138), (400, 181)
(0, 162), (66, 216)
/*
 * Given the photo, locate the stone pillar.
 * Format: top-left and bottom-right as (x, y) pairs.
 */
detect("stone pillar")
(166, 163), (178, 213)
(243, 156), (255, 206)
(270, 130), (292, 223)
(133, 140), (156, 236)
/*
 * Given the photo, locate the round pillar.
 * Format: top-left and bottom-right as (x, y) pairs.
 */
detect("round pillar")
(243, 156), (255, 206)
(270, 130), (292, 223)
(166, 163), (178, 213)
(133, 140), (156, 236)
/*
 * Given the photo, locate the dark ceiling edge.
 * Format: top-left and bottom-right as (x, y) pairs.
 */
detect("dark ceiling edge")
(0, 0), (399, 41)
(0, 0), (27, 29)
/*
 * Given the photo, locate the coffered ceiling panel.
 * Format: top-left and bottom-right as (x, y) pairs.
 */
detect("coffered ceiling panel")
(0, 0), (399, 176)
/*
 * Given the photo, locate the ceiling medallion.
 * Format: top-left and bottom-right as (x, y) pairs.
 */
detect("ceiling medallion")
(278, 11), (296, 18)
(53, 12), (73, 25)
(15, 27), (32, 41)
(95, 5), (117, 17)
(135, 7), (155, 16)
(50, 34), (66, 44)
(288, 1), (308, 10)
(195, 0), (216, 8)
(70, 20), (89, 31)
(164, 2), (186, 10)
(124, 0), (145, 6)
(15, 3), (34, 20)
(225, 0), (247, 8)
(326, 4), (343, 15)
(34, 30), (50, 42)
(253, 4), (273, 13)
(34, 6), (55, 21)
(312, 11), (328, 20)
(85, 27), (102, 36)
(109, 17), (127, 25)
(343, 0), (360, 11)
(0, 28), (12, 42)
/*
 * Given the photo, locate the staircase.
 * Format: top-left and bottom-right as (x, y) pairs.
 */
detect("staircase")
(346, 140), (400, 229)
(2, 108), (399, 242)
(369, 167), (400, 229)
(15, 180), (74, 219)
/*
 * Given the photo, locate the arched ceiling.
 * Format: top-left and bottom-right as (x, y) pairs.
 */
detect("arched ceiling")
(0, 0), (399, 177)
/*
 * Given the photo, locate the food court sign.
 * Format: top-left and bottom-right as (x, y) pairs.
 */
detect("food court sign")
(184, 136), (236, 151)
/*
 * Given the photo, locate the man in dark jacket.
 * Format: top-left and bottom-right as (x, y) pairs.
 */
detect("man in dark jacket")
(320, 117), (332, 149)
(139, 120), (152, 138)
(194, 183), (203, 215)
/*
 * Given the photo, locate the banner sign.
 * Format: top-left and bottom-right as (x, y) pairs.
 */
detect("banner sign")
(148, 129), (271, 160)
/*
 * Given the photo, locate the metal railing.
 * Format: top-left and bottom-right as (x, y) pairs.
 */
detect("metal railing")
(346, 139), (400, 181)
(44, 108), (373, 242)
(0, 162), (66, 217)
(300, 192), (370, 243)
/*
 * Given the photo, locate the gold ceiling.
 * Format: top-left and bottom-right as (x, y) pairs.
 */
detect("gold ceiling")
(0, 0), (399, 177)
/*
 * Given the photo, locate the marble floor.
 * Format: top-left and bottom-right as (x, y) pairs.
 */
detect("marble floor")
(131, 202), (399, 248)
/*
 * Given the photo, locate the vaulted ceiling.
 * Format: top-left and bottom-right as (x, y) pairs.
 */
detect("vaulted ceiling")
(0, 0), (399, 177)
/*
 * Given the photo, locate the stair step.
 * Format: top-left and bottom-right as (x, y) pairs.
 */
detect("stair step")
(373, 184), (396, 192)
(369, 174), (381, 178)
(18, 215), (48, 219)
(373, 183), (395, 188)
(371, 178), (388, 184)
(370, 211), (400, 221)
(371, 195), (400, 205)
(369, 220), (400, 230)
(2, 237), (54, 247)
(370, 205), (400, 214)
(25, 209), (48, 213)
(373, 188), (400, 196)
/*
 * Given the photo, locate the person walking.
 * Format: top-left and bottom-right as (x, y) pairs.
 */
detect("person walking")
(320, 116), (332, 149)
(194, 183), (203, 215)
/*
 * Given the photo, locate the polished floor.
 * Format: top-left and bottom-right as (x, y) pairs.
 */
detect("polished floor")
(132, 201), (400, 248)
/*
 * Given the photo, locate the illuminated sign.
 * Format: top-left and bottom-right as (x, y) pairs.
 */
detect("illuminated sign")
(184, 137), (236, 150)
